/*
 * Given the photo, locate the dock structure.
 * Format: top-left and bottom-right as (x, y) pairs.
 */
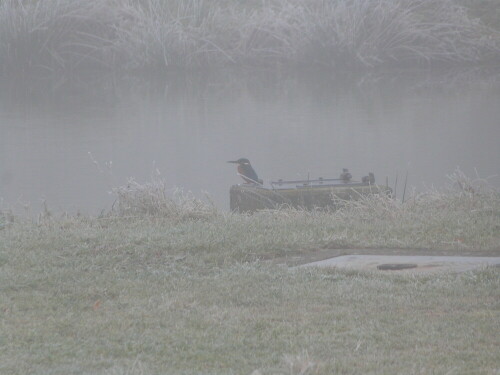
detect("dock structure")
(230, 180), (391, 212)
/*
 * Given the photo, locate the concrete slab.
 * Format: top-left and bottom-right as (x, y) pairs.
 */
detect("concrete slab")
(299, 255), (500, 274)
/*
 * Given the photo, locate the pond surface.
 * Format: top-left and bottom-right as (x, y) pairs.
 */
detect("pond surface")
(1, 69), (499, 214)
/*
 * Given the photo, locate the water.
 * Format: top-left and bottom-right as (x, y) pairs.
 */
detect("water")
(1, 69), (499, 214)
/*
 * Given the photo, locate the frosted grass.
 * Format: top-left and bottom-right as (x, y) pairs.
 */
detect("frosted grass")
(1, 0), (499, 75)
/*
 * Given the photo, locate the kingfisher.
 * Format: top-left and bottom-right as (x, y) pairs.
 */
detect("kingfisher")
(227, 158), (262, 184)
(340, 168), (352, 183)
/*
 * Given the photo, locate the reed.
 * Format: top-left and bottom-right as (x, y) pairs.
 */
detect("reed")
(0, 0), (118, 73)
(111, 176), (219, 220)
(105, 168), (500, 251)
(0, 0), (499, 75)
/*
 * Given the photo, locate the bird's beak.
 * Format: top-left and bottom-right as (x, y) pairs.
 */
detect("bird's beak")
(227, 160), (238, 164)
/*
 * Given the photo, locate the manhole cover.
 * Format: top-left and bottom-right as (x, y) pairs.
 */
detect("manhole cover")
(377, 263), (418, 270)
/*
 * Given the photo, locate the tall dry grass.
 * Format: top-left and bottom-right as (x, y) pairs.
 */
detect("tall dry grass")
(105, 168), (499, 251)
(0, 0), (118, 73)
(111, 176), (219, 220)
(282, 0), (500, 67)
(0, 0), (499, 74)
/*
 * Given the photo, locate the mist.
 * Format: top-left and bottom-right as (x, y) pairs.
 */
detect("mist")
(1, 0), (500, 214)
(2, 70), (500, 214)
(2, 1), (500, 374)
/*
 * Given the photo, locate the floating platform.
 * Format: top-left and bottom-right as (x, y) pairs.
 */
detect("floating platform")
(230, 179), (391, 212)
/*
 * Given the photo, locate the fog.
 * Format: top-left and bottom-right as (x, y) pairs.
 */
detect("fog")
(3, 3), (500, 374)
(1, 69), (499, 214)
(2, 0), (500, 215)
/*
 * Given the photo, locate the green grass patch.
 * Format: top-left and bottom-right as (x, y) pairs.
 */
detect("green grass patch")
(0, 171), (499, 374)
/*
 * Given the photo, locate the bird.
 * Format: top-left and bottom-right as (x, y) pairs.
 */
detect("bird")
(340, 168), (352, 183)
(362, 173), (375, 185)
(227, 158), (262, 184)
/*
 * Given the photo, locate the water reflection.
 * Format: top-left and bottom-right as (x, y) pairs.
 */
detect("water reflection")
(1, 69), (499, 214)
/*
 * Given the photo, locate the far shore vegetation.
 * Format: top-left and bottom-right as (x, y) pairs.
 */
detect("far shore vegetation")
(0, 170), (499, 374)
(1, 0), (500, 77)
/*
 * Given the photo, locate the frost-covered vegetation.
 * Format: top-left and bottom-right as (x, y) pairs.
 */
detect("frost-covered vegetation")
(1, 0), (499, 75)
(2, 169), (499, 257)
(1, 171), (499, 374)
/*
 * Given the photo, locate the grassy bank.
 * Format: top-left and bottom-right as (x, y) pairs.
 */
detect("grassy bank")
(1, 173), (499, 374)
(1, 0), (499, 76)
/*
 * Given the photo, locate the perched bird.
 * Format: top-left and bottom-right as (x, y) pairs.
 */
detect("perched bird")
(340, 168), (352, 183)
(227, 158), (262, 184)
(362, 173), (375, 185)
